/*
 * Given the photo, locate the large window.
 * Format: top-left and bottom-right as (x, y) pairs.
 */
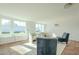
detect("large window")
(13, 20), (26, 34)
(35, 24), (45, 32)
(1, 19), (11, 34)
(0, 17), (45, 36)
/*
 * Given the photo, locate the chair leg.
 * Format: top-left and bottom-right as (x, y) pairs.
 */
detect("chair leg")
(66, 42), (68, 44)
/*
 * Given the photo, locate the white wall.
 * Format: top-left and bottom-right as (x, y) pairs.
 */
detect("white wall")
(0, 36), (28, 45)
(46, 19), (79, 41)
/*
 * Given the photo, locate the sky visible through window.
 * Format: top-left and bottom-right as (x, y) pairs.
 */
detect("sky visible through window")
(14, 21), (26, 27)
(2, 19), (10, 25)
(1, 19), (10, 34)
(36, 24), (44, 32)
(1, 19), (26, 34)
(14, 21), (26, 33)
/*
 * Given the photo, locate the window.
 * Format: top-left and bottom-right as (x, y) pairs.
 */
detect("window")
(1, 19), (11, 34)
(35, 24), (44, 32)
(41, 24), (44, 32)
(13, 20), (26, 34)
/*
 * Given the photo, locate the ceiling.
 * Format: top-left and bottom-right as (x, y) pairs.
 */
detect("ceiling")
(0, 3), (79, 24)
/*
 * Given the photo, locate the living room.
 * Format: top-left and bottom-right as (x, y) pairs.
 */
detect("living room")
(0, 3), (79, 55)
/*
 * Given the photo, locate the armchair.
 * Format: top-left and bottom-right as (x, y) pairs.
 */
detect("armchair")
(58, 32), (70, 44)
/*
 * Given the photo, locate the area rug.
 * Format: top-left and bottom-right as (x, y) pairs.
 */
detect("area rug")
(61, 40), (79, 55)
(57, 42), (66, 55)
(10, 42), (66, 55)
(10, 45), (32, 54)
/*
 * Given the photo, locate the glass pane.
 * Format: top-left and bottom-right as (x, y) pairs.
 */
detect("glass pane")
(1, 19), (10, 34)
(35, 24), (44, 32)
(36, 24), (39, 32)
(13, 21), (26, 33)
(41, 25), (44, 32)
(39, 24), (41, 32)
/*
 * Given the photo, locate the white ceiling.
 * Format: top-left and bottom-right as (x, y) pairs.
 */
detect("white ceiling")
(0, 3), (79, 24)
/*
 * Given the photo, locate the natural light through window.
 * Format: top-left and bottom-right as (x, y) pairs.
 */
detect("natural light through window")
(14, 21), (26, 27)
(35, 24), (45, 32)
(1, 19), (10, 34)
(23, 43), (37, 48)
(10, 45), (32, 54)
(13, 20), (26, 34)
